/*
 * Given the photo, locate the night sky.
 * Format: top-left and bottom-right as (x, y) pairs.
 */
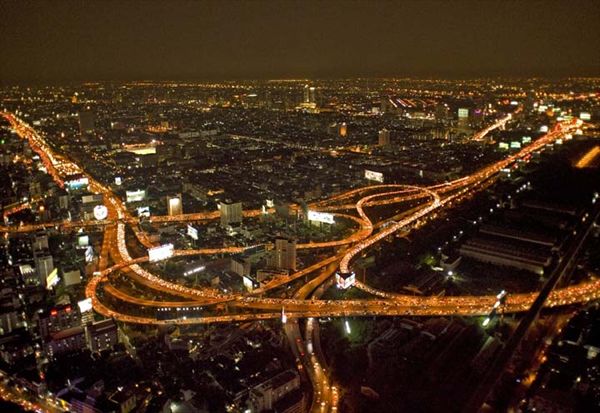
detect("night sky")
(0, 0), (599, 82)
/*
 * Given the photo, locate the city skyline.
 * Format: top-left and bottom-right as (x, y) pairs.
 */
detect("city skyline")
(1, 2), (600, 412)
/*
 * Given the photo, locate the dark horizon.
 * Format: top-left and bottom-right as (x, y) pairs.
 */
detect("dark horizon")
(1, 0), (599, 83)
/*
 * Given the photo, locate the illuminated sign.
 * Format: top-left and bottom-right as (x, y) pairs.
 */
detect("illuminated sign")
(580, 112), (591, 121)
(458, 108), (469, 118)
(539, 125), (549, 133)
(93, 205), (108, 220)
(308, 210), (335, 224)
(137, 206), (150, 217)
(66, 177), (89, 190)
(125, 146), (156, 155)
(115, 177), (122, 185)
(77, 298), (93, 313)
(242, 276), (255, 291)
(510, 101), (519, 106)
(510, 141), (522, 149)
(46, 268), (59, 290)
(82, 194), (103, 204)
(77, 234), (89, 247)
(522, 136), (532, 143)
(148, 244), (174, 262)
(365, 169), (384, 183)
(498, 142), (509, 150)
(187, 224), (199, 240)
(126, 189), (146, 203)
(183, 265), (205, 277)
(336, 271), (356, 289)
(266, 199), (274, 208)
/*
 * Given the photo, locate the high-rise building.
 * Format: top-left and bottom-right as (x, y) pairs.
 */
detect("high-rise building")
(339, 122), (347, 137)
(37, 304), (82, 339)
(86, 319), (119, 353)
(273, 237), (296, 271)
(44, 326), (86, 358)
(230, 256), (251, 277)
(78, 110), (95, 135)
(435, 104), (449, 123)
(303, 84), (310, 103)
(34, 254), (54, 286)
(220, 201), (243, 227)
(249, 369), (301, 412)
(309, 86), (316, 104)
(378, 129), (391, 146)
(166, 194), (183, 216)
(327, 123), (338, 136)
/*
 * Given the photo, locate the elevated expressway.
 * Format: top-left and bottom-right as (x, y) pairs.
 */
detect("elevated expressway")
(2, 112), (595, 328)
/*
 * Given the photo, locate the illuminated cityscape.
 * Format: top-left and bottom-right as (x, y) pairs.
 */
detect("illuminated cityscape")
(1, 1), (600, 413)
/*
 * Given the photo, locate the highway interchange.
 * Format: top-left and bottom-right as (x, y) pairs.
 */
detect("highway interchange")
(1, 111), (597, 412)
(1, 112), (596, 325)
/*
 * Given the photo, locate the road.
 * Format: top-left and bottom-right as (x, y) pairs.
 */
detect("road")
(3, 112), (596, 328)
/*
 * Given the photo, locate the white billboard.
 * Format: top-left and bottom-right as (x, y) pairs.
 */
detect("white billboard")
(336, 271), (356, 289)
(77, 234), (89, 247)
(66, 177), (89, 190)
(93, 205), (108, 220)
(148, 243), (174, 262)
(365, 169), (384, 183)
(82, 194), (103, 204)
(308, 210), (335, 224)
(242, 276), (255, 291)
(137, 206), (150, 217)
(580, 112), (591, 121)
(126, 189), (146, 203)
(77, 298), (93, 313)
(187, 224), (199, 240)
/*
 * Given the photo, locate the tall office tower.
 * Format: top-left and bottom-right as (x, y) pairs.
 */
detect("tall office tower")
(78, 110), (95, 135)
(303, 84), (310, 103)
(273, 237), (297, 271)
(34, 254), (54, 286)
(378, 128), (391, 146)
(166, 194), (183, 216)
(457, 107), (470, 132)
(435, 104), (449, 123)
(29, 181), (42, 198)
(86, 319), (119, 353)
(339, 122), (347, 137)
(220, 201), (243, 227)
(309, 86), (316, 104)
(327, 123), (338, 136)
